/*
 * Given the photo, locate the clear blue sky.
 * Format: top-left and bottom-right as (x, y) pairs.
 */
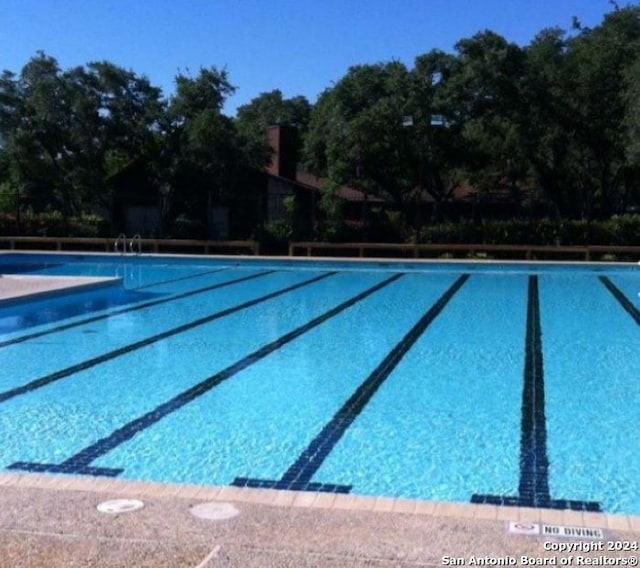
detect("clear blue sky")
(1, 0), (619, 116)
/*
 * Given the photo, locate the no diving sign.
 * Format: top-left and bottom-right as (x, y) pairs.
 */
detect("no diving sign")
(508, 522), (604, 539)
(542, 525), (604, 539)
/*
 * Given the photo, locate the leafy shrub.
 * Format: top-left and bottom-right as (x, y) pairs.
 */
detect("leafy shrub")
(365, 209), (410, 243)
(263, 220), (293, 243)
(607, 214), (640, 245)
(0, 210), (108, 237)
(170, 214), (206, 239)
(418, 215), (640, 246)
(67, 213), (108, 237)
(0, 182), (18, 213)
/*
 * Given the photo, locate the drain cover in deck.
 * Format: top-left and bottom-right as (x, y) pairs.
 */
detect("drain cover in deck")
(190, 502), (239, 521)
(97, 499), (144, 514)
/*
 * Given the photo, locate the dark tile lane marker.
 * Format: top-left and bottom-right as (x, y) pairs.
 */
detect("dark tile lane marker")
(599, 276), (640, 325)
(8, 273), (403, 477)
(131, 267), (231, 290)
(0, 271), (336, 404)
(233, 274), (470, 493)
(0, 269), (272, 349)
(471, 276), (601, 511)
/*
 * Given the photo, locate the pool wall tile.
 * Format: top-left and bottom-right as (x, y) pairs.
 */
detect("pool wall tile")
(0, 473), (638, 533)
(473, 505), (499, 520)
(433, 502), (468, 518)
(172, 484), (207, 500)
(606, 515), (631, 531)
(272, 489), (298, 507)
(155, 483), (183, 497)
(292, 492), (318, 508)
(372, 497), (395, 513)
(538, 508), (565, 525)
(0, 473), (20, 486)
(392, 499), (417, 514)
(195, 486), (223, 501)
(581, 511), (609, 527)
(214, 486), (250, 501)
(629, 516), (640, 532)
(242, 488), (279, 506)
(562, 509), (588, 526)
(517, 506), (543, 523)
(309, 492), (337, 509)
(333, 495), (365, 511)
(413, 501), (436, 515)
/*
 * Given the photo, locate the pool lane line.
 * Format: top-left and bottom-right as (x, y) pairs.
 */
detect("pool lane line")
(519, 274), (550, 504)
(599, 276), (640, 325)
(471, 276), (601, 512)
(0, 269), (274, 349)
(8, 273), (404, 477)
(233, 274), (470, 494)
(0, 271), (336, 404)
(130, 267), (231, 290)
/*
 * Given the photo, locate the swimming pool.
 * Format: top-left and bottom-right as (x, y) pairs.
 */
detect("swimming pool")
(0, 252), (638, 515)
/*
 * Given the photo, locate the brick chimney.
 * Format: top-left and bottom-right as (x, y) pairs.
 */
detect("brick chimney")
(266, 124), (298, 180)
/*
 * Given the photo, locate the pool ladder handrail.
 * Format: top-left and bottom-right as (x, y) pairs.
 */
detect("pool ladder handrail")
(114, 233), (127, 255)
(129, 234), (142, 255)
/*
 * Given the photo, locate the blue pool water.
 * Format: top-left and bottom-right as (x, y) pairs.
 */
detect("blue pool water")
(0, 252), (638, 515)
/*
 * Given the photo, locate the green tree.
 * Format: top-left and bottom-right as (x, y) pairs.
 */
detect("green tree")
(625, 55), (640, 168)
(0, 52), (165, 216)
(161, 67), (256, 235)
(559, 6), (640, 217)
(235, 89), (311, 168)
(519, 27), (576, 218)
(85, 61), (164, 177)
(406, 49), (467, 223)
(444, 31), (529, 215)
(304, 55), (466, 229)
(304, 62), (414, 203)
(0, 53), (78, 213)
(623, 51), (640, 212)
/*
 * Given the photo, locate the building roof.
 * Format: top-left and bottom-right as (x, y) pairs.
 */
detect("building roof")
(293, 171), (385, 203)
(264, 124), (534, 206)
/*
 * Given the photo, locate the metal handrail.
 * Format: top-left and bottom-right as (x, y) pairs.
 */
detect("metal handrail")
(114, 233), (127, 255)
(129, 234), (142, 255)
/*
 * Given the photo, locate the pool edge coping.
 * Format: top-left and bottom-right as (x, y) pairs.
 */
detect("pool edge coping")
(1, 472), (637, 534)
(0, 275), (123, 307)
(1, 248), (639, 268)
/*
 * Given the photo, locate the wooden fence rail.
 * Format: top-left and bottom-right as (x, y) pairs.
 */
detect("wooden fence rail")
(0, 236), (260, 255)
(289, 241), (640, 261)
(1, 237), (638, 261)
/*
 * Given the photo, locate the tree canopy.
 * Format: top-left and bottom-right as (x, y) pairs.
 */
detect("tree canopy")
(302, 5), (640, 221)
(1, 4), (639, 236)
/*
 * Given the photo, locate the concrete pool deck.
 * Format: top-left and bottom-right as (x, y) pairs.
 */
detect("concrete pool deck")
(0, 473), (638, 567)
(1, 256), (639, 565)
(0, 274), (121, 307)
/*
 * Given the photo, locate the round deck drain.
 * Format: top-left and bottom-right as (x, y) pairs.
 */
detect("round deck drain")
(97, 499), (144, 514)
(190, 502), (239, 521)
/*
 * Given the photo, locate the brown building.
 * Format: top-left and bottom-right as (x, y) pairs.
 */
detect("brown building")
(264, 124), (388, 239)
(108, 124), (537, 241)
